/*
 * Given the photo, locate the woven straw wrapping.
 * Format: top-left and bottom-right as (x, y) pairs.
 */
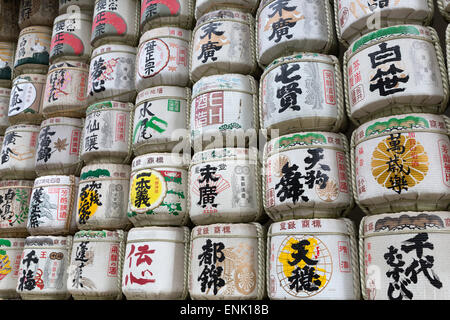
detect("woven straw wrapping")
(49, 13), (93, 64)
(188, 147), (263, 225)
(256, 0), (336, 67)
(35, 117), (84, 176)
(13, 26), (52, 76)
(351, 113), (450, 215)
(188, 222), (266, 300)
(0, 42), (15, 88)
(17, 235), (73, 300)
(87, 44), (137, 105)
(67, 230), (126, 300)
(8, 74), (46, 126)
(334, 0), (434, 47)
(195, 0), (259, 20)
(91, 0), (140, 48)
(262, 131), (354, 221)
(135, 27), (191, 91)
(132, 86), (190, 155)
(0, 180), (34, 238)
(259, 53), (345, 137)
(122, 226), (190, 299)
(18, 0), (59, 29)
(0, 124), (40, 180)
(75, 163), (132, 230)
(81, 101), (133, 165)
(189, 8), (257, 83)
(344, 25), (449, 127)
(42, 62), (89, 118)
(140, 0), (195, 32)
(190, 73), (258, 152)
(267, 218), (360, 300)
(359, 211), (450, 300)
(0, 88), (11, 134)
(26, 175), (78, 236)
(0, 238), (25, 299)
(127, 153), (190, 227)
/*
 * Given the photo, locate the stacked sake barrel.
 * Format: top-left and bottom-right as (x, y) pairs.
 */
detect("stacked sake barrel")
(185, 0), (271, 301)
(0, 0), (91, 300)
(257, 0), (359, 300)
(336, 1), (450, 300)
(117, 0), (194, 300)
(62, 0), (140, 300)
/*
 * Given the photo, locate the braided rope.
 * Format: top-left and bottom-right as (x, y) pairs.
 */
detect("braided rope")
(342, 44), (356, 126)
(425, 0), (436, 25)
(447, 24), (450, 82)
(345, 27), (449, 126)
(185, 87), (192, 153)
(187, 228), (194, 298)
(332, 54), (346, 132)
(63, 175), (76, 234)
(249, 11), (258, 76)
(333, 0), (347, 47)
(438, 0), (450, 22)
(350, 130), (369, 215)
(116, 230), (126, 300)
(181, 226), (190, 300)
(265, 223), (272, 299)
(189, 11), (256, 82)
(324, 0), (337, 54)
(358, 215), (367, 300)
(252, 222), (265, 300)
(430, 26), (450, 114)
(124, 104), (134, 164)
(344, 218), (361, 300)
(341, 133), (355, 217)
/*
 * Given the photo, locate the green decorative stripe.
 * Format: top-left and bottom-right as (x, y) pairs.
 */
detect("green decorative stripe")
(277, 133), (327, 149)
(352, 25), (421, 53)
(81, 169), (111, 180)
(365, 115), (430, 137)
(0, 239), (11, 254)
(75, 230), (107, 238)
(86, 101), (113, 113)
(218, 123), (242, 131)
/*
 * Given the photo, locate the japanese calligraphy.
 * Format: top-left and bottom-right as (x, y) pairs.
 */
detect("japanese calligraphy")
(17, 250), (39, 291)
(384, 233), (442, 300)
(274, 63), (302, 113)
(264, 0), (304, 43)
(124, 244), (156, 285)
(78, 181), (103, 225)
(28, 187), (44, 229)
(84, 118), (100, 152)
(197, 165), (219, 209)
(36, 126), (56, 163)
(368, 42), (410, 96)
(1, 131), (21, 164)
(133, 101), (168, 143)
(72, 241), (90, 289)
(197, 239), (225, 295)
(371, 133), (429, 195)
(196, 22), (229, 63)
(275, 148), (330, 204)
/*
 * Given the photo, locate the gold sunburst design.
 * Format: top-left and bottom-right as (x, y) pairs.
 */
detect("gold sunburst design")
(371, 133), (429, 193)
(272, 154), (290, 177)
(315, 179), (339, 202)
